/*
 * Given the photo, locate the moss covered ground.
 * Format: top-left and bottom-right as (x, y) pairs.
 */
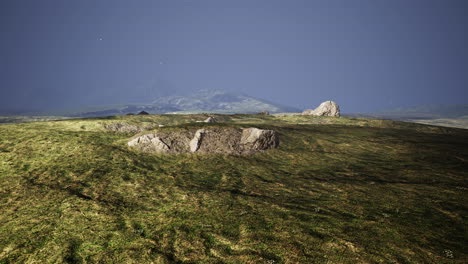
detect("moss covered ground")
(0, 114), (467, 263)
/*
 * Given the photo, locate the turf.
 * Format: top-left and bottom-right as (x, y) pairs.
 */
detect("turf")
(0, 114), (467, 263)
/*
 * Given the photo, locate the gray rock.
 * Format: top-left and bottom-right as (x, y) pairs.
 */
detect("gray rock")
(204, 117), (217, 123)
(189, 129), (205, 152)
(128, 127), (279, 155)
(302, 101), (340, 117)
(240, 128), (279, 150)
(149, 137), (170, 152)
(128, 134), (170, 153)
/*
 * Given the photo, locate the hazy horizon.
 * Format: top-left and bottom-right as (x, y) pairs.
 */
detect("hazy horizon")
(1, 0), (467, 114)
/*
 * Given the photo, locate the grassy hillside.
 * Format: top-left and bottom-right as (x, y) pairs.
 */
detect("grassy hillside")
(0, 114), (467, 263)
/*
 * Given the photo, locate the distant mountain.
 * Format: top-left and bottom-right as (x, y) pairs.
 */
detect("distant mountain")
(372, 104), (468, 119)
(342, 104), (468, 129)
(152, 89), (299, 114)
(39, 89), (299, 117)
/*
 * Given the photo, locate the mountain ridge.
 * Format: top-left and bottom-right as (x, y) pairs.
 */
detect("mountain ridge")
(32, 89), (300, 117)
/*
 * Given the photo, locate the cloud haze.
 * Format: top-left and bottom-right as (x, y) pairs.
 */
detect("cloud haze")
(1, 0), (467, 113)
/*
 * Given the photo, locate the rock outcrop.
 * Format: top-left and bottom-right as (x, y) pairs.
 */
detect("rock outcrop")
(302, 101), (340, 117)
(128, 127), (279, 155)
(138, 111), (150, 115)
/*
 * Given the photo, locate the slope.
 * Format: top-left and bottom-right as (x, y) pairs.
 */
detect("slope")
(0, 114), (467, 263)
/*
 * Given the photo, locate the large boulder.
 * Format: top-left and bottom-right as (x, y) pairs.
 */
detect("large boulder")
(204, 117), (217, 123)
(240, 128), (279, 151)
(302, 101), (340, 117)
(127, 134), (170, 153)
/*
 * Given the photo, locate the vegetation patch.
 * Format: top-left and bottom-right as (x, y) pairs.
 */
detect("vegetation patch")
(0, 114), (467, 263)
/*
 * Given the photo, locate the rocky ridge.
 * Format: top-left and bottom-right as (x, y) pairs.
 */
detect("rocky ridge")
(128, 127), (279, 155)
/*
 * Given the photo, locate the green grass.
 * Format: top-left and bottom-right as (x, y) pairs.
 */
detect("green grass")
(0, 114), (467, 263)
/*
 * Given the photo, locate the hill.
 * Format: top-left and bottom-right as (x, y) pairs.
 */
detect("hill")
(0, 114), (467, 263)
(37, 90), (299, 118)
(152, 89), (299, 114)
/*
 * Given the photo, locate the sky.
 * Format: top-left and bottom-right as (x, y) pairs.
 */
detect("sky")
(0, 0), (467, 114)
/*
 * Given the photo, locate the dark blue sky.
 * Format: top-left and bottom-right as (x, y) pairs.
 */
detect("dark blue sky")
(1, 0), (467, 113)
